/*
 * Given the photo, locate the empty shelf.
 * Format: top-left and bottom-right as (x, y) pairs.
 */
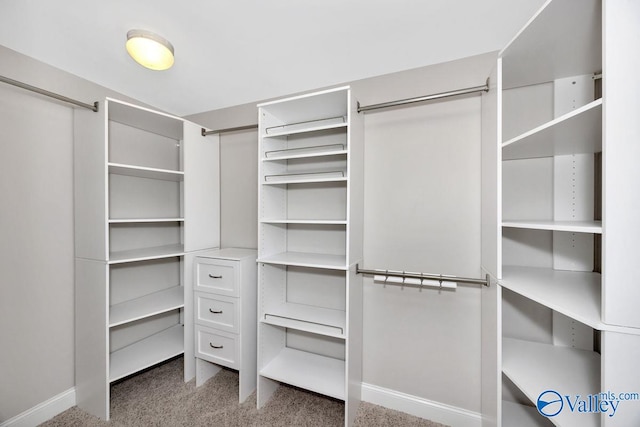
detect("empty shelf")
(502, 100), (602, 160)
(501, 266), (602, 330)
(260, 347), (345, 400)
(108, 217), (184, 223)
(502, 338), (600, 427)
(109, 244), (184, 264)
(263, 144), (347, 161)
(109, 287), (184, 328)
(502, 220), (602, 234)
(257, 252), (347, 270)
(260, 219), (347, 225)
(263, 170), (347, 185)
(110, 324), (183, 382)
(502, 400), (553, 427)
(108, 163), (184, 181)
(263, 116), (347, 138)
(262, 303), (346, 339)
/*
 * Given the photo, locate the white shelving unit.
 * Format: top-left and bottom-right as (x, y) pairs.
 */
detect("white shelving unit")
(257, 86), (364, 426)
(480, 1), (640, 426)
(74, 98), (220, 420)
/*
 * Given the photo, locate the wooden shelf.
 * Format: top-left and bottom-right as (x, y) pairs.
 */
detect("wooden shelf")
(500, 0), (601, 89)
(502, 99), (602, 160)
(108, 163), (184, 181)
(502, 220), (602, 234)
(257, 252), (347, 270)
(502, 338), (600, 427)
(260, 219), (347, 225)
(503, 400), (554, 427)
(109, 244), (184, 264)
(109, 287), (184, 328)
(263, 170), (347, 185)
(263, 144), (347, 161)
(260, 347), (345, 400)
(110, 324), (183, 382)
(108, 218), (184, 223)
(501, 266), (602, 330)
(263, 118), (347, 138)
(262, 303), (346, 339)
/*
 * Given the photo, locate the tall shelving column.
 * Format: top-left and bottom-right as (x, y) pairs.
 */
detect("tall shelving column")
(256, 86), (364, 426)
(74, 98), (219, 420)
(481, 1), (640, 426)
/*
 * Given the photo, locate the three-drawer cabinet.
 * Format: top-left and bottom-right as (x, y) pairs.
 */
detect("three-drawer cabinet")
(193, 248), (257, 402)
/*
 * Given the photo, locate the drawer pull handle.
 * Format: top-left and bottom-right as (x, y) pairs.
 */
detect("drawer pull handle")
(209, 308), (223, 314)
(209, 343), (223, 349)
(209, 274), (223, 279)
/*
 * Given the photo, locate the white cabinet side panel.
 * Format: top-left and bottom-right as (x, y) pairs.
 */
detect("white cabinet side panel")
(184, 122), (220, 252)
(602, 0), (640, 328)
(75, 259), (109, 420)
(481, 62), (500, 280)
(74, 104), (107, 260)
(348, 90), (364, 265)
(601, 332), (640, 427)
(346, 267), (363, 426)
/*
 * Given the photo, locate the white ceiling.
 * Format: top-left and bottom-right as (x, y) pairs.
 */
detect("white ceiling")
(0, 0), (545, 116)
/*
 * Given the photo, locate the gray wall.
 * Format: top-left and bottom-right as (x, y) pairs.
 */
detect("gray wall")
(0, 45), (149, 422)
(188, 52), (495, 413)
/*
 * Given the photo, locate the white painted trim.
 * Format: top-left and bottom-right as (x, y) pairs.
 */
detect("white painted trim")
(0, 388), (76, 427)
(361, 383), (481, 427)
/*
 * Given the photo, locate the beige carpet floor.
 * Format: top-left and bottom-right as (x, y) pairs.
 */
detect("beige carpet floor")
(39, 357), (448, 426)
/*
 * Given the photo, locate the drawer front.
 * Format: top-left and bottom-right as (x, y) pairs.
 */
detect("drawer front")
(195, 292), (239, 333)
(195, 258), (239, 297)
(195, 326), (239, 369)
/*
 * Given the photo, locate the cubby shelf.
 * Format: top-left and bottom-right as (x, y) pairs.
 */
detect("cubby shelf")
(260, 347), (346, 401)
(262, 303), (346, 339)
(109, 287), (184, 328)
(502, 220), (602, 234)
(501, 266), (602, 330)
(108, 163), (184, 181)
(502, 99), (602, 160)
(109, 324), (184, 382)
(108, 244), (184, 264)
(257, 252), (347, 270)
(108, 218), (184, 223)
(263, 117), (347, 138)
(502, 338), (599, 427)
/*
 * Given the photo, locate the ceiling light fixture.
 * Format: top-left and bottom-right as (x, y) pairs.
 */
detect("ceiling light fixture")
(126, 29), (174, 71)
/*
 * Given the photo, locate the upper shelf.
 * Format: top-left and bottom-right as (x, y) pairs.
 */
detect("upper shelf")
(109, 163), (184, 182)
(109, 286), (184, 328)
(502, 99), (602, 160)
(107, 98), (184, 140)
(257, 252), (347, 270)
(500, 0), (602, 89)
(263, 117), (347, 138)
(109, 244), (184, 264)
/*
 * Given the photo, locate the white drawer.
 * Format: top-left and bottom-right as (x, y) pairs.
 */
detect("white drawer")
(195, 258), (239, 297)
(195, 325), (239, 369)
(195, 292), (239, 334)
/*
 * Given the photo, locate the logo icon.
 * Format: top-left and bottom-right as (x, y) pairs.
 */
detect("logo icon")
(537, 390), (563, 417)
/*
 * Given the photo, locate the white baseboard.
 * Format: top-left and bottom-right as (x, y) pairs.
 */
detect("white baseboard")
(361, 383), (482, 427)
(0, 388), (76, 427)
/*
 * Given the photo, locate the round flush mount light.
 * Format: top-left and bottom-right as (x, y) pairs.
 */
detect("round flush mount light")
(126, 29), (174, 71)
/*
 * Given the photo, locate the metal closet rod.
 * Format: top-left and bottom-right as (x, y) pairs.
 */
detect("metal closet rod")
(201, 124), (258, 136)
(356, 264), (489, 287)
(357, 78), (490, 113)
(0, 74), (99, 112)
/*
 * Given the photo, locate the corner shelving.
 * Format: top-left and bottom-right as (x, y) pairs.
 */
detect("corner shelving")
(257, 86), (363, 426)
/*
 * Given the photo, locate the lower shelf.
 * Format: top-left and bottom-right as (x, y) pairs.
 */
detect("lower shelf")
(260, 347), (345, 401)
(110, 324), (183, 382)
(502, 338), (600, 427)
(503, 401), (553, 427)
